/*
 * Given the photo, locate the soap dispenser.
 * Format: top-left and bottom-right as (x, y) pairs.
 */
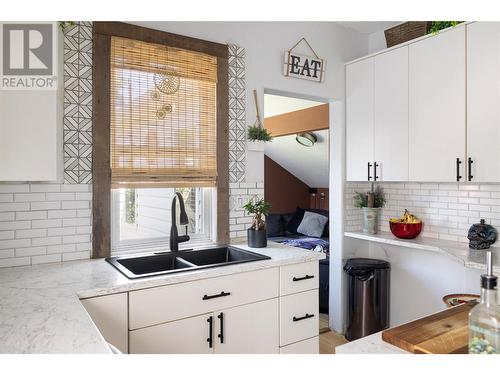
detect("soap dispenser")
(468, 251), (500, 354)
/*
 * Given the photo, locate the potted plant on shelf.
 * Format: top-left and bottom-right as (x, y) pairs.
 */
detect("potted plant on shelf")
(247, 89), (272, 152)
(353, 184), (386, 234)
(243, 197), (271, 248)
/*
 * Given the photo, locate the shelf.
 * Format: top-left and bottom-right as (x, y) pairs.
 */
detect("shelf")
(344, 231), (500, 273)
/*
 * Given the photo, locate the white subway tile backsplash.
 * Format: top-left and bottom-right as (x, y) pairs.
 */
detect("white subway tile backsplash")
(46, 192), (75, 201)
(31, 253), (62, 265)
(0, 212), (15, 221)
(345, 182), (500, 243)
(31, 219), (62, 229)
(0, 231), (14, 240)
(47, 210), (78, 219)
(0, 257), (30, 268)
(0, 194), (13, 203)
(16, 246), (46, 257)
(0, 221), (31, 230)
(30, 201), (61, 211)
(0, 249), (15, 259)
(61, 201), (89, 209)
(0, 202), (30, 212)
(0, 184), (29, 193)
(32, 236), (62, 247)
(16, 211), (47, 220)
(0, 239), (31, 249)
(14, 193), (46, 202)
(30, 184), (61, 193)
(15, 229), (47, 239)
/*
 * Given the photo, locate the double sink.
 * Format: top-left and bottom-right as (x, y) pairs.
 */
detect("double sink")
(106, 246), (270, 279)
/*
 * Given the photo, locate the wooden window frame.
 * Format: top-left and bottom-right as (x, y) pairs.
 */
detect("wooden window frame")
(92, 22), (229, 258)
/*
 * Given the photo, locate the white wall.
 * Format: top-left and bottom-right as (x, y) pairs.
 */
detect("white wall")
(367, 30), (388, 54)
(131, 22), (369, 182)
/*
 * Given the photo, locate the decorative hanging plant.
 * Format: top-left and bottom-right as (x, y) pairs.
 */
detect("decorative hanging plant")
(427, 21), (463, 34)
(247, 90), (273, 142)
(58, 21), (76, 32)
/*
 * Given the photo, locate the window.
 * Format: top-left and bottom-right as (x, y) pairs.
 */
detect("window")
(92, 22), (228, 258)
(108, 37), (219, 254)
(111, 187), (214, 254)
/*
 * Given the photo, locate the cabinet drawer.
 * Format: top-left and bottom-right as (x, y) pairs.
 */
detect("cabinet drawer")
(129, 267), (279, 330)
(280, 336), (319, 354)
(280, 289), (319, 346)
(280, 261), (319, 296)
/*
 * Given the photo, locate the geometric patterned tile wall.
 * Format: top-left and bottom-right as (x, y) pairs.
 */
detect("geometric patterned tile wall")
(228, 44), (246, 183)
(63, 22), (93, 184)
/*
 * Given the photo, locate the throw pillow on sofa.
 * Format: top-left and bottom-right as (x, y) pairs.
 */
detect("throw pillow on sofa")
(297, 211), (329, 238)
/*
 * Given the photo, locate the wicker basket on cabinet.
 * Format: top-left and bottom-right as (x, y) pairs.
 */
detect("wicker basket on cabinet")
(384, 22), (430, 48)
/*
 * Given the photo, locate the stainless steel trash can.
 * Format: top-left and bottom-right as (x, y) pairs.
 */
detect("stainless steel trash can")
(344, 258), (390, 341)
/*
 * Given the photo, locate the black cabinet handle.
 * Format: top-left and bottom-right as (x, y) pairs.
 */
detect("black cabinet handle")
(293, 274), (314, 282)
(293, 313), (315, 322)
(456, 158), (462, 182)
(367, 162), (373, 181)
(468, 157), (474, 181)
(207, 316), (213, 348)
(203, 291), (231, 300)
(217, 312), (224, 344)
(374, 162), (379, 181)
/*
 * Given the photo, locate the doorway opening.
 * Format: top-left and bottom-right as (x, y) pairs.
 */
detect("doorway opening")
(262, 91), (330, 334)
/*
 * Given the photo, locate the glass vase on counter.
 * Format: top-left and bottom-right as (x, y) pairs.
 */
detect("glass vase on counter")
(468, 251), (500, 354)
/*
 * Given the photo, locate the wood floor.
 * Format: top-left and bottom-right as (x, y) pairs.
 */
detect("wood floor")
(318, 313), (349, 354)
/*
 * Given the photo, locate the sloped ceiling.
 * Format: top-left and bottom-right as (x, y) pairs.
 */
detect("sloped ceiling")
(264, 94), (324, 118)
(265, 129), (329, 188)
(264, 94), (329, 188)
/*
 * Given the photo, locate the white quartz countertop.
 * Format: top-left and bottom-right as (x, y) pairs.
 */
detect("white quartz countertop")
(344, 231), (500, 274)
(335, 332), (407, 354)
(0, 242), (324, 354)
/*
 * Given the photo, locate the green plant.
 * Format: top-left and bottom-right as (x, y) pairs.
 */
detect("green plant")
(58, 21), (76, 32)
(353, 185), (386, 209)
(243, 197), (271, 230)
(247, 125), (273, 142)
(427, 21), (463, 34)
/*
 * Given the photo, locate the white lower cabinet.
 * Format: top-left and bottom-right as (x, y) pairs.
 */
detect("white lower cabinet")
(280, 336), (319, 354)
(214, 299), (279, 354)
(80, 293), (128, 354)
(82, 261), (320, 354)
(129, 314), (214, 354)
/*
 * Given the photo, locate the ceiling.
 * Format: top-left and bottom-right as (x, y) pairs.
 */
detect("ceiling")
(336, 21), (401, 34)
(265, 129), (329, 188)
(264, 94), (324, 118)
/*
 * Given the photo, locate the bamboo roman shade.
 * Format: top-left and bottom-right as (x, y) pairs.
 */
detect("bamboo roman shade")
(110, 36), (218, 188)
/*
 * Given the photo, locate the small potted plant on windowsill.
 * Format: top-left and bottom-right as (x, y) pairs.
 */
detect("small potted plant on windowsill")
(247, 89), (272, 152)
(243, 197), (271, 248)
(353, 184), (386, 234)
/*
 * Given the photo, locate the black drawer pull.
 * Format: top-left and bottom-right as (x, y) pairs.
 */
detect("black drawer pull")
(468, 157), (474, 181)
(293, 313), (315, 322)
(203, 291), (231, 300)
(207, 316), (213, 348)
(217, 312), (224, 344)
(374, 162), (379, 181)
(367, 162), (373, 181)
(293, 275), (314, 282)
(456, 158), (462, 181)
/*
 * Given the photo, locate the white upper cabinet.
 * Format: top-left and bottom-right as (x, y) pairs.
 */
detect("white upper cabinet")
(409, 26), (466, 182)
(373, 46), (409, 181)
(467, 22), (500, 182)
(346, 57), (374, 181)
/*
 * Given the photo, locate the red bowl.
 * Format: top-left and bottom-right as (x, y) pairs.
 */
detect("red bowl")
(389, 221), (423, 239)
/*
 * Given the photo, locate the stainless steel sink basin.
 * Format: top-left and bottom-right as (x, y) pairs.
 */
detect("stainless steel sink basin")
(106, 246), (270, 279)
